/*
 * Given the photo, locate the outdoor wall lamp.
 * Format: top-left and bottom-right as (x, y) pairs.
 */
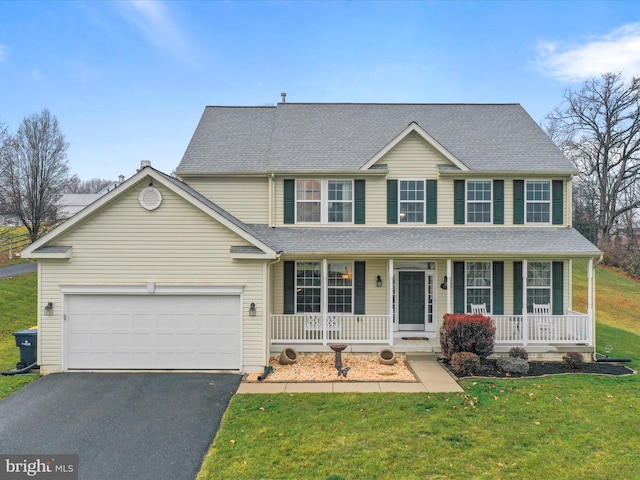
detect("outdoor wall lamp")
(440, 276), (448, 290)
(376, 275), (383, 288)
(249, 302), (256, 316)
(44, 301), (54, 315)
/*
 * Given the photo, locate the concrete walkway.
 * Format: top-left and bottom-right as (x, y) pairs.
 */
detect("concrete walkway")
(236, 354), (463, 394)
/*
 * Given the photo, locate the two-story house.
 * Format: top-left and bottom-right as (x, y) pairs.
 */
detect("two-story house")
(22, 103), (602, 374)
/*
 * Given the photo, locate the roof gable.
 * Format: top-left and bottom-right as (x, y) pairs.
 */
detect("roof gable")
(21, 167), (277, 259)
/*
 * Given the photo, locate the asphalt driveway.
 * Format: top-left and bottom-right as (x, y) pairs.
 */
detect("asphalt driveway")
(0, 372), (242, 480)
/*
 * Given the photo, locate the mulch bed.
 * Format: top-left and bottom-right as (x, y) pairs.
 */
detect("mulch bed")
(443, 358), (636, 379)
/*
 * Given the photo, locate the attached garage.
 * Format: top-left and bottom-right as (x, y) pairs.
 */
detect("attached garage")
(64, 291), (242, 370)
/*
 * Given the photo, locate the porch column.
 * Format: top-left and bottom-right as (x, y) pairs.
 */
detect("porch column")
(446, 259), (452, 314)
(588, 257), (595, 346)
(522, 259), (528, 346)
(322, 259), (328, 346)
(388, 259), (394, 345)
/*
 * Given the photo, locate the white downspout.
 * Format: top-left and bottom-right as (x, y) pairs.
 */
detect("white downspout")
(522, 259), (528, 346)
(268, 173), (275, 227)
(388, 258), (394, 346)
(322, 259), (328, 346)
(446, 259), (452, 313)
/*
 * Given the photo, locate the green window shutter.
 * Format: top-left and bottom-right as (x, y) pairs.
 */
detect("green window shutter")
(387, 180), (398, 224)
(493, 180), (504, 225)
(493, 261), (504, 315)
(552, 180), (564, 225)
(284, 261), (295, 314)
(552, 261), (564, 315)
(426, 179), (437, 224)
(354, 180), (366, 224)
(453, 261), (465, 313)
(513, 261), (523, 314)
(454, 180), (465, 224)
(513, 180), (524, 225)
(284, 179), (295, 224)
(354, 261), (366, 314)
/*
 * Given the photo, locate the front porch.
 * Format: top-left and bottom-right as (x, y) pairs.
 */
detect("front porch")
(269, 311), (593, 354)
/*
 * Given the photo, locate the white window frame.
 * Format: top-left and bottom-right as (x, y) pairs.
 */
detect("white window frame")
(526, 261), (552, 311)
(295, 261), (321, 313)
(295, 179), (354, 224)
(327, 261), (353, 313)
(465, 261), (492, 313)
(466, 180), (492, 224)
(525, 180), (551, 224)
(399, 179), (425, 223)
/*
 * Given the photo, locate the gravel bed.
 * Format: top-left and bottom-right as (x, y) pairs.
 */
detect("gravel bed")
(244, 353), (418, 383)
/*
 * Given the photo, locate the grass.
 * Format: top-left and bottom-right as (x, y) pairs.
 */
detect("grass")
(197, 261), (640, 480)
(0, 272), (39, 398)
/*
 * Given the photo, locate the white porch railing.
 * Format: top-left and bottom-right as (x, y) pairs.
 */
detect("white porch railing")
(492, 312), (592, 345)
(270, 314), (390, 344)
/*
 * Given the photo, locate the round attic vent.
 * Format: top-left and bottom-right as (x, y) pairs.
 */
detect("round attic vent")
(139, 186), (162, 211)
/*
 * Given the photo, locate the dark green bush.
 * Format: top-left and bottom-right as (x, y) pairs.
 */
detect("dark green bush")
(440, 314), (496, 360)
(450, 352), (481, 376)
(508, 347), (529, 361)
(562, 352), (584, 369)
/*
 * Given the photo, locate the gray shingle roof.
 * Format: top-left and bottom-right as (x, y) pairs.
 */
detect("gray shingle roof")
(245, 225), (601, 257)
(177, 103), (575, 173)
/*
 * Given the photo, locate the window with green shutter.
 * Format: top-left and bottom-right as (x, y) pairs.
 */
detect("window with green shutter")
(453, 261), (465, 313)
(387, 180), (398, 224)
(284, 179), (295, 224)
(283, 261), (295, 313)
(513, 180), (525, 224)
(493, 261), (504, 314)
(493, 180), (504, 225)
(513, 261), (523, 314)
(354, 261), (366, 314)
(552, 261), (564, 314)
(426, 179), (437, 224)
(354, 180), (366, 224)
(552, 180), (564, 225)
(454, 180), (465, 224)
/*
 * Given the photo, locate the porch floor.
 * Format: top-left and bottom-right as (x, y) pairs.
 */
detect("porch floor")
(237, 353), (463, 393)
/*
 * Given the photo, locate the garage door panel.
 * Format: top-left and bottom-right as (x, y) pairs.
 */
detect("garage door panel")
(65, 294), (241, 370)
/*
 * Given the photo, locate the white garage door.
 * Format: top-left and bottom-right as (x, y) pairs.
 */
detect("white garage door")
(65, 294), (241, 370)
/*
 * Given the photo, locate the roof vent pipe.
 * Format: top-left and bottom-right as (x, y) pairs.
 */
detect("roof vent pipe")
(281, 92), (286, 103)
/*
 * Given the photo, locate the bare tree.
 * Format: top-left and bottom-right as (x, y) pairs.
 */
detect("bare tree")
(0, 109), (70, 242)
(544, 73), (640, 245)
(65, 175), (114, 194)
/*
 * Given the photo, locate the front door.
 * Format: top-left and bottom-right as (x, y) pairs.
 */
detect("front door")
(398, 271), (425, 331)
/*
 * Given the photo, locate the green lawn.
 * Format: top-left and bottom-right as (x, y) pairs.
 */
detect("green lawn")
(198, 262), (640, 480)
(0, 272), (39, 398)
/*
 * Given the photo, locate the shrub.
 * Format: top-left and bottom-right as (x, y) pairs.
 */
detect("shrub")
(496, 356), (529, 374)
(440, 314), (496, 360)
(562, 352), (584, 369)
(450, 352), (481, 376)
(508, 347), (529, 361)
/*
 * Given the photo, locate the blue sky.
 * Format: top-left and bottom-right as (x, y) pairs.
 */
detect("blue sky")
(1, 1), (640, 180)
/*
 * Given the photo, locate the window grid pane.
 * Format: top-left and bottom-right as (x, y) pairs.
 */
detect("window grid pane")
(296, 262), (321, 313)
(527, 262), (551, 312)
(399, 180), (425, 223)
(526, 181), (551, 223)
(466, 181), (492, 223)
(328, 261), (352, 313)
(466, 262), (492, 312)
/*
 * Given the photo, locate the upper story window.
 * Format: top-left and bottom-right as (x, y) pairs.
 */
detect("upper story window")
(296, 180), (353, 224)
(399, 180), (425, 223)
(466, 180), (492, 223)
(526, 181), (550, 223)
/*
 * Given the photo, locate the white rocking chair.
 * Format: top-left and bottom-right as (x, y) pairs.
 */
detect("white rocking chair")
(470, 303), (488, 315)
(533, 303), (553, 340)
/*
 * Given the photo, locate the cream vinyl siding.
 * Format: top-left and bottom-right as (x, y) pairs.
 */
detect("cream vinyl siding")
(37, 181), (267, 373)
(182, 176), (269, 224)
